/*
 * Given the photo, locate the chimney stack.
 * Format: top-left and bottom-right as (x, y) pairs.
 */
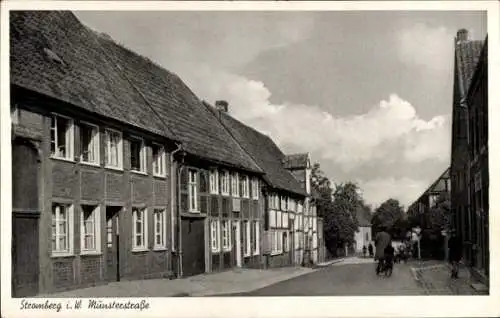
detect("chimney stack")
(456, 29), (469, 43)
(215, 100), (228, 112)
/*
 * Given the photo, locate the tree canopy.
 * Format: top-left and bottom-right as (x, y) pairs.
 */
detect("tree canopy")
(371, 198), (409, 240)
(311, 163), (364, 254)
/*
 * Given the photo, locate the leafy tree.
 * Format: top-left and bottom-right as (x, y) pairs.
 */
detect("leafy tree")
(371, 198), (407, 238)
(311, 163), (363, 255)
(427, 193), (451, 232)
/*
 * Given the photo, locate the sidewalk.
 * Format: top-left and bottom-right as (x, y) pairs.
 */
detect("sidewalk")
(411, 261), (489, 295)
(39, 266), (317, 298)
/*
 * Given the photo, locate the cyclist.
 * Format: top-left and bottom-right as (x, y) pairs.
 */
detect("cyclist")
(374, 226), (391, 274)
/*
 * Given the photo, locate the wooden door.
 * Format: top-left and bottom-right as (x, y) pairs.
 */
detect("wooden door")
(181, 218), (205, 276)
(12, 140), (40, 297)
(106, 206), (121, 282)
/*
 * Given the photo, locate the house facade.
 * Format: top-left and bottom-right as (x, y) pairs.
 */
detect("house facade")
(465, 38), (488, 284)
(10, 11), (188, 296)
(353, 208), (372, 254)
(283, 153), (320, 265)
(449, 29), (485, 274)
(211, 107), (313, 268)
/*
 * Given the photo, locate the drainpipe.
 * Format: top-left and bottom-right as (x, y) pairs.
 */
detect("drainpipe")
(176, 151), (186, 278)
(169, 142), (183, 278)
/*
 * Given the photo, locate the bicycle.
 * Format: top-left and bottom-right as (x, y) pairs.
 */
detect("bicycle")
(376, 257), (393, 277)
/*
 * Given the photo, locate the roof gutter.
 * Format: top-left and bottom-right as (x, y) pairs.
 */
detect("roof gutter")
(170, 142), (185, 278)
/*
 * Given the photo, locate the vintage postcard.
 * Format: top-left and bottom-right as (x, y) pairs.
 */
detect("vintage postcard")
(0, 1), (498, 317)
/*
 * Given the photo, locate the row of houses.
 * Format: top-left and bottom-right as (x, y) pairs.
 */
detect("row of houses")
(450, 29), (489, 285)
(408, 29), (488, 286)
(10, 11), (324, 297)
(407, 168), (450, 259)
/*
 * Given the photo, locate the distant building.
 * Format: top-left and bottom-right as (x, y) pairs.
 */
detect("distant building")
(353, 207), (372, 254)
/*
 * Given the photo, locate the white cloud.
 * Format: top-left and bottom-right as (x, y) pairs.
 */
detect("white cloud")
(179, 66), (450, 206)
(397, 23), (454, 71)
(183, 66), (450, 167)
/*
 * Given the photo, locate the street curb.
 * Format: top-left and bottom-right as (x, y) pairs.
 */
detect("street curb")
(312, 258), (346, 268)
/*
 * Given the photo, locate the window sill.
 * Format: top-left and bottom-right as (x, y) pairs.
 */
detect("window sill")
(80, 251), (102, 256)
(221, 193), (230, 197)
(253, 252), (260, 256)
(153, 247), (168, 252)
(211, 249), (221, 254)
(131, 170), (148, 176)
(270, 251), (283, 256)
(50, 156), (75, 163)
(80, 161), (101, 168)
(153, 174), (167, 179)
(51, 252), (75, 258)
(223, 247), (232, 253)
(105, 165), (124, 172)
(209, 191), (219, 195)
(132, 248), (149, 253)
(243, 254), (251, 258)
(252, 197), (259, 201)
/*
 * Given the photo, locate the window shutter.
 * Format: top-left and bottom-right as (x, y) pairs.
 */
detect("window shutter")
(181, 193), (188, 213)
(249, 178), (253, 198)
(180, 168), (188, 192)
(199, 170), (208, 193)
(200, 195), (208, 214)
(239, 175), (243, 197)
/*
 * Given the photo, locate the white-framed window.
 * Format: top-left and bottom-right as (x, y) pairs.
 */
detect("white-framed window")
(274, 195), (279, 209)
(50, 114), (74, 160)
(188, 170), (199, 212)
(80, 205), (101, 254)
(220, 170), (230, 195)
(313, 217), (317, 231)
(281, 196), (286, 211)
(231, 172), (239, 197)
(241, 175), (250, 198)
(51, 203), (74, 256)
(209, 169), (219, 194)
(222, 220), (231, 251)
(283, 231), (289, 252)
(251, 178), (259, 200)
(283, 212), (289, 229)
(298, 201), (303, 213)
(211, 219), (221, 253)
(104, 128), (123, 169)
(277, 211), (282, 228)
(244, 220), (251, 257)
(253, 221), (260, 255)
(153, 208), (166, 249)
(273, 230), (283, 254)
(130, 137), (146, 173)
(80, 122), (99, 165)
(152, 143), (166, 177)
(132, 207), (147, 250)
(294, 231), (300, 249)
(269, 210), (276, 228)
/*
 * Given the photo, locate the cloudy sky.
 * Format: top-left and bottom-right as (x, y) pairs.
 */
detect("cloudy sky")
(75, 10), (486, 208)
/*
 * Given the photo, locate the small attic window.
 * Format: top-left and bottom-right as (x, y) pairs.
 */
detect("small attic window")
(43, 48), (64, 66)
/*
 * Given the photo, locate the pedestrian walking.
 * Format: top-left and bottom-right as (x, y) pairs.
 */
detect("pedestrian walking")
(368, 243), (374, 258)
(448, 230), (463, 279)
(362, 245), (367, 258)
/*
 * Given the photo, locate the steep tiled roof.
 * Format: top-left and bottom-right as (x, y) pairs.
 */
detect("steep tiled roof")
(10, 11), (262, 173)
(209, 107), (307, 197)
(467, 37), (487, 100)
(283, 153), (309, 169)
(455, 39), (484, 99)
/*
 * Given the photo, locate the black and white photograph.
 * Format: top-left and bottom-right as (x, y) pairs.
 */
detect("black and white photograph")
(1, 1), (498, 317)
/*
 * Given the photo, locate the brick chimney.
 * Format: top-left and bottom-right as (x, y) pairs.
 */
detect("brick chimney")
(456, 29), (469, 43)
(215, 100), (229, 112)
